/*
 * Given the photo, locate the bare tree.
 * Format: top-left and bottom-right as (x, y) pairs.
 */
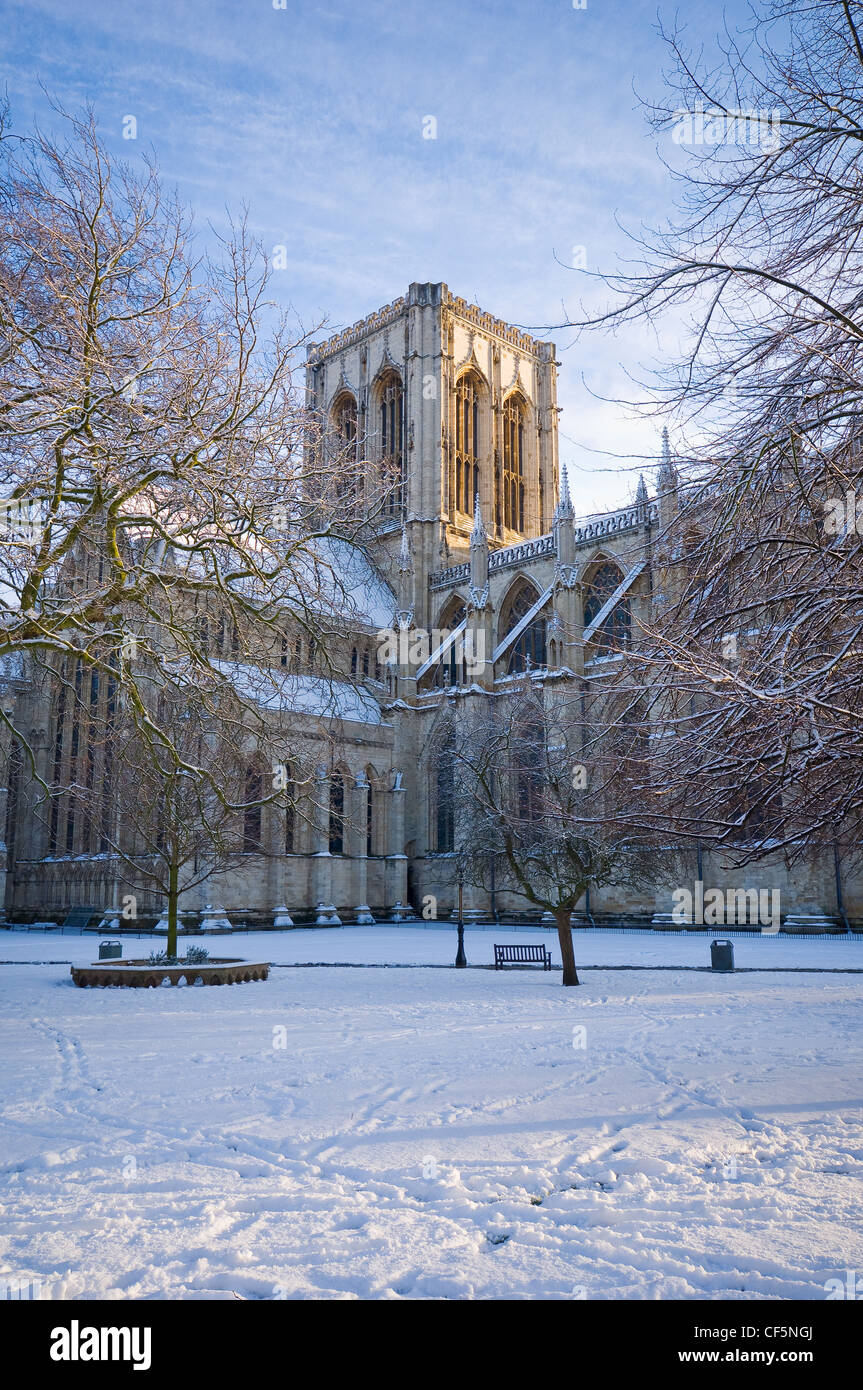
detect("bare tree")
(74, 674), (324, 958)
(438, 682), (663, 986)
(565, 1), (863, 870)
(0, 100), (383, 792)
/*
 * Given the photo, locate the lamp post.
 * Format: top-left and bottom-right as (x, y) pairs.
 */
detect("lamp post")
(455, 874), (467, 967)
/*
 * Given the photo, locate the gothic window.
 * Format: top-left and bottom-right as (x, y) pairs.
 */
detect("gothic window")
(584, 561), (631, 655)
(329, 771), (345, 854)
(502, 394), (526, 532)
(515, 713), (544, 822)
(500, 583), (547, 674)
(332, 392), (359, 501)
(350, 646), (358, 675)
(454, 373), (480, 517)
(4, 740), (21, 869)
(378, 371), (405, 517)
(243, 764), (263, 851)
(430, 598), (467, 689)
(432, 729), (455, 852)
(281, 636), (289, 667)
(365, 770), (375, 856)
(284, 763), (295, 853)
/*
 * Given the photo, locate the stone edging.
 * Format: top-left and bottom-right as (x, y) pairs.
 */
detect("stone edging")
(70, 959), (270, 988)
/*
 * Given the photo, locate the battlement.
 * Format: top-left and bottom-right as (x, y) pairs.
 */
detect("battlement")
(306, 282), (551, 365)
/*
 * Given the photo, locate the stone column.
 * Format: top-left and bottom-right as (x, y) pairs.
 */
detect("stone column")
(350, 772), (374, 923)
(386, 770), (408, 911)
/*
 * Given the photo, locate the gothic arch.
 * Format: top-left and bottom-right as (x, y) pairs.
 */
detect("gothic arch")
(426, 720), (455, 854)
(500, 390), (529, 533)
(328, 764), (349, 855)
(453, 369), (487, 519)
(582, 557), (631, 655)
(497, 577), (547, 674)
(372, 368), (405, 517)
(364, 763), (384, 856)
(437, 593), (467, 629)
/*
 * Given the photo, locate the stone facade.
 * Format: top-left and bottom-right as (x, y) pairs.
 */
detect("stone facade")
(1, 283), (857, 927)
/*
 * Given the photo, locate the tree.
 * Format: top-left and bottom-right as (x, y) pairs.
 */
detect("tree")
(438, 681), (663, 986)
(567, 1), (863, 870)
(0, 100), (379, 793)
(76, 675), (322, 958)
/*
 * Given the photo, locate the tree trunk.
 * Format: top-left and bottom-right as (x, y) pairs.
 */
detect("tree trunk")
(167, 860), (179, 960)
(555, 905), (580, 986)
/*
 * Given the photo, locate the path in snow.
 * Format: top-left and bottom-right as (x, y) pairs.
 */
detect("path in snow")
(0, 944), (861, 1299)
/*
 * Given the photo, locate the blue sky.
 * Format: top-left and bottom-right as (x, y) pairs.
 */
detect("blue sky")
(3, 0), (752, 512)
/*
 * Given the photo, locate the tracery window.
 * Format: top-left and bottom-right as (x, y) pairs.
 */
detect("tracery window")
(500, 584), (546, 674)
(432, 730), (455, 852)
(454, 373), (480, 517)
(329, 771), (345, 854)
(243, 764), (263, 851)
(378, 372), (405, 516)
(332, 392), (359, 501)
(502, 394), (525, 532)
(583, 562), (631, 655)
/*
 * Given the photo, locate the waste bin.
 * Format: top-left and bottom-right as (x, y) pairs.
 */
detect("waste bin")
(710, 939), (734, 972)
(98, 940), (122, 960)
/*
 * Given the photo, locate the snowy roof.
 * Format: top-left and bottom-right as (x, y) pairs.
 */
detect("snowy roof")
(212, 660), (385, 725)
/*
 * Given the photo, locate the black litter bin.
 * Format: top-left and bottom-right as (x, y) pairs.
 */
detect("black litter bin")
(710, 939), (734, 972)
(98, 939), (122, 960)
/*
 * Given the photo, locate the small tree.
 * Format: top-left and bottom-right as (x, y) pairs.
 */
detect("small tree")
(441, 682), (662, 986)
(85, 678), (319, 958)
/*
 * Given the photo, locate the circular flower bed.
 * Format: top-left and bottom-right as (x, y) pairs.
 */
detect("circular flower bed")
(70, 958), (270, 988)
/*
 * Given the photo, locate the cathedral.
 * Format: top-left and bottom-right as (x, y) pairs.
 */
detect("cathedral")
(0, 283), (853, 930)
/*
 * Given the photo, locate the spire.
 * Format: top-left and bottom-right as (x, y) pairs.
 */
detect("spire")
(553, 464), (574, 523)
(658, 426), (678, 491)
(635, 473), (649, 505)
(553, 465), (576, 572)
(469, 493), (489, 598)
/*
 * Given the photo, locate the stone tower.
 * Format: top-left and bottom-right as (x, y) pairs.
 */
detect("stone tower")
(305, 282), (559, 630)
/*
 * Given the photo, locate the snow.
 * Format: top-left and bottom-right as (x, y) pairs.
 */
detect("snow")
(1, 928), (861, 1300)
(211, 661), (385, 724)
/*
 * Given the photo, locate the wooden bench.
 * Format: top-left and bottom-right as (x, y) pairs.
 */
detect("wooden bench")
(494, 942), (553, 971)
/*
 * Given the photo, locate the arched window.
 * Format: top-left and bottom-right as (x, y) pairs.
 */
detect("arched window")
(454, 373), (480, 517)
(584, 561), (630, 655)
(350, 646), (358, 675)
(284, 763), (295, 853)
(432, 729), (455, 852)
(515, 712), (544, 822)
(378, 371), (405, 516)
(332, 392), (359, 501)
(365, 770), (375, 856)
(329, 771), (344, 854)
(429, 597), (466, 689)
(4, 739), (22, 869)
(243, 764), (263, 851)
(502, 394), (525, 532)
(500, 584), (547, 674)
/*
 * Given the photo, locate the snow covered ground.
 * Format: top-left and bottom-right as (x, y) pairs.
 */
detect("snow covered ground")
(1, 928), (861, 1300)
